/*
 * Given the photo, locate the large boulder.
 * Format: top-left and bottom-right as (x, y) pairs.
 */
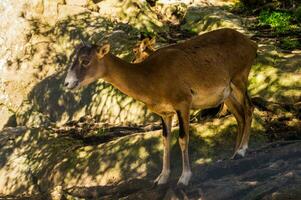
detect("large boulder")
(97, 0), (167, 33)
(0, 126), (163, 196)
(181, 6), (246, 34)
(0, 0), (248, 129)
(0, 0), (151, 128)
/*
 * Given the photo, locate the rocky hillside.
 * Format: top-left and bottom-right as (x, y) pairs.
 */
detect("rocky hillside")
(0, 0), (300, 199)
(0, 0), (249, 129)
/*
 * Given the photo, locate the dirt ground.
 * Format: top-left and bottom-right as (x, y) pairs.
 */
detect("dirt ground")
(64, 141), (301, 200)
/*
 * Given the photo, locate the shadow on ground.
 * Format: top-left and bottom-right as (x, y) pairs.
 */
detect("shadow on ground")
(64, 141), (301, 200)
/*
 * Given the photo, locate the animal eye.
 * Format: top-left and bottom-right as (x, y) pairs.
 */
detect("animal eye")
(82, 59), (90, 67)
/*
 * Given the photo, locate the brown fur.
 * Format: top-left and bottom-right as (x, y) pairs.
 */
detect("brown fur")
(132, 38), (156, 63)
(65, 28), (257, 185)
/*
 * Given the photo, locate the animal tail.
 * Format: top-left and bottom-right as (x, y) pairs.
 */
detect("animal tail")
(191, 103), (224, 122)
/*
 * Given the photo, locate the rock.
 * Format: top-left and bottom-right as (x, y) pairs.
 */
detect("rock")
(22, 0), (44, 19)
(0, 127), (162, 196)
(97, 0), (167, 32)
(42, 0), (60, 24)
(155, 2), (187, 25)
(181, 6), (246, 34)
(58, 5), (90, 20)
(65, 0), (89, 6)
(0, 106), (15, 129)
(64, 142), (301, 199)
(50, 185), (63, 200)
(0, 126), (34, 196)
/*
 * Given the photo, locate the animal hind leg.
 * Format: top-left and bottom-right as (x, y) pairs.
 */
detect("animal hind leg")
(229, 82), (254, 158)
(154, 114), (173, 185)
(176, 105), (192, 186)
(237, 90), (254, 155)
(224, 94), (245, 159)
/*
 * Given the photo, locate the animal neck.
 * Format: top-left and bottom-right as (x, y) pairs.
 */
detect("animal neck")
(102, 53), (149, 102)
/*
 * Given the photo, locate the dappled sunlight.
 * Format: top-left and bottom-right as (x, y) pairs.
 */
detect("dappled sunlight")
(249, 61), (301, 104)
(19, 72), (155, 126)
(0, 127), (161, 194)
(1, 117), (268, 195)
(180, 6), (246, 34)
(249, 39), (301, 104)
(194, 158), (212, 165)
(14, 12), (164, 127)
(1, 0), (300, 198)
(7, 1), (260, 128)
(98, 0), (166, 33)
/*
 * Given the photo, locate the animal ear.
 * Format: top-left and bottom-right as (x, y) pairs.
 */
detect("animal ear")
(139, 38), (150, 52)
(149, 37), (156, 46)
(148, 37), (156, 51)
(97, 44), (110, 58)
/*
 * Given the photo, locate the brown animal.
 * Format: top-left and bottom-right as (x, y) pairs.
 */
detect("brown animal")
(64, 28), (257, 186)
(132, 37), (156, 63)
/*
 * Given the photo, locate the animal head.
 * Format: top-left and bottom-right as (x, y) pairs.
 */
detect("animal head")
(132, 37), (156, 63)
(64, 43), (110, 89)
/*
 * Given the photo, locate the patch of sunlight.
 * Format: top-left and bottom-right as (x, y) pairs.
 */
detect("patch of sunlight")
(193, 117), (236, 138)
(157, 0), (191, 4)
(193, 124), (215, 138)
(0, 152), (35, 194)
(194, 158), (212, 165)
(287, 118), (300, 127)
(57, 111), (70, 126)
(282, 89), (301, 99)
(82, 146), (94, 152)
(78, 150), (90, 158)
(102, 141), (121, 154)
(279, 73), (301, 87)
(145, 130), (163, 149)
(117, 51), (131, 60)
(72, 106), (87, 121)
(18, 130), (32, 142)
(283, 53), (297, 58)
(252, 115), (265, 133)
(249, 64), (278, 95)
(138, 146), (150, 159)
(273, 51), (286, 57)
(130, 159), (146, 171)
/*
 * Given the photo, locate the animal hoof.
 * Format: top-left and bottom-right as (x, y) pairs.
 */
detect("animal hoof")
(154, 171), (170, 185)
(231, 153), (244, 160)
(231, 146), (248, 160)
(177, 171), (192, 186)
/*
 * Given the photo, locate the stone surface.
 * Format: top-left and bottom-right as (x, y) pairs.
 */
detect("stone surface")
(97, 0), (166, 32)
(42, 0), (60, 24)
(58, 5), (89, 20)
(65, 0), (89, 6)
(0, 106), (14, 129)
(0, 0), (248, 129)
(0, 127), (162, 195)
(0, 0), (300, 130)
(64, 141), (301, 200)
(1, 124), (300, 198)
(181, 6), (246, 34)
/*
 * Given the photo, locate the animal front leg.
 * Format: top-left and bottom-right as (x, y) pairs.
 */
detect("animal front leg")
(177, 109), (192, 186)
(154, 115), (173, 185)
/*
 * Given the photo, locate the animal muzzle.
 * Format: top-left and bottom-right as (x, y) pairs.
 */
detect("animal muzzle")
(64, 71), (79, 89)
(64, 79), (79, 89)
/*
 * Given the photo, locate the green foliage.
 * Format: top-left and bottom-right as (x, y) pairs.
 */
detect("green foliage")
(280, 38), (300, 50)
(259, 10), (292, 33)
